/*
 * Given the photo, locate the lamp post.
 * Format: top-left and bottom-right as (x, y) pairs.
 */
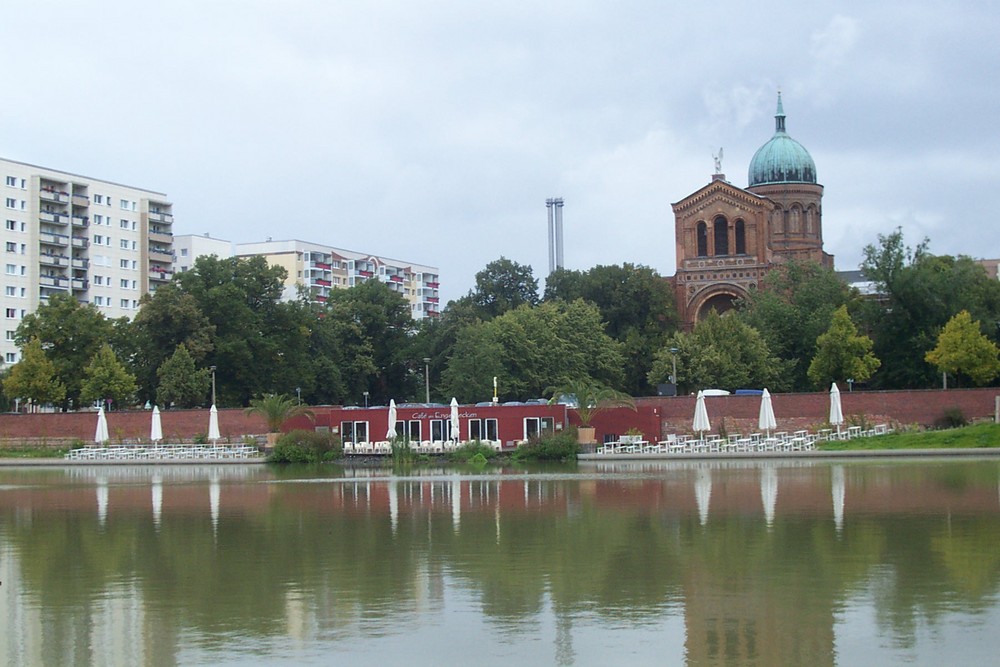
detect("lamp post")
(363, 391), (369, 409)
(423, 357), (431, 403)
(296, 386), (301, 405)
(670, 347), (679, 392)
(209, 365), (217, 406)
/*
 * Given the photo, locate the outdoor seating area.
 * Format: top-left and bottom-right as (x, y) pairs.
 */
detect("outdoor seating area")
(342, 440), (503, 455)
(596, 423), (892, 456)
(65, 444), (262, 462)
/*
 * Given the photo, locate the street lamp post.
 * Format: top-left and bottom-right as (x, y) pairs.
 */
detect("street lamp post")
(296, 386), (301, 405)
(423, 357), (431, 403)
(209, 365), (217, 406)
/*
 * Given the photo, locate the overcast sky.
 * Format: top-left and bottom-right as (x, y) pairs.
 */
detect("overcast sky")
(3, 2), (998, 303)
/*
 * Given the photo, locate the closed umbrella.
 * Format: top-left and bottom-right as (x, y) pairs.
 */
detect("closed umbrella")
(450, 397), (460, 442)
(208, 404), (221, 443)
(95, 405), (109, 444)
(150, 405), (163, 443)
(829, 382), (844, 436)
(692, 391), (711, 436)
(758, 388), (777, 436)
(386, 399), (398, 439)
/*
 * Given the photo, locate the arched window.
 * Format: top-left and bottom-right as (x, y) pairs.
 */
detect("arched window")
(713, 216), (728, 256)
(696, 222), (708, 257)
(789, 205), (802, 234)
(735, 219), (746, 254)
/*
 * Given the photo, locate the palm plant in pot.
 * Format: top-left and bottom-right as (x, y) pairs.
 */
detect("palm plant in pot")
(547, 377), (635, 446)
(245, 393), (314, 446)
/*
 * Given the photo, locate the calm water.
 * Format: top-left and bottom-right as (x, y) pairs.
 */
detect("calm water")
(2, 458), (1000, 666)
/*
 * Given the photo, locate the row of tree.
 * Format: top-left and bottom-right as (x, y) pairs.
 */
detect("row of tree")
(3, 229), (1000, 411)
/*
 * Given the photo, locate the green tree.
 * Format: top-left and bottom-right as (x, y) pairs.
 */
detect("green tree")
(2, 338), (66, 407)
(925, 310), (1000, 386)
(739, 259), (856, 390)
(469, 257), (539, 319)
(245, 393), (314, 433)
(14, 292), (114, 408)
(544, 263), (678, 395)
(859, 229), (1000, 388)
(807, 305), (881, 388)
(441, 299), (624, 402)
(648, 311), (782, 393)
(125, 283), (215, 403)
(79, 343), (138, 408)
(156, 344), (212, 408)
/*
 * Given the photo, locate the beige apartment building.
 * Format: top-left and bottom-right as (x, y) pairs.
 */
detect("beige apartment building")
(235, 239), (441, 319)
(1, 157), (174, 367)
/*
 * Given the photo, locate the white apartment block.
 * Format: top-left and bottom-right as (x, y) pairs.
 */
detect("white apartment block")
(173, 233), (233, 272)
(235, 239), (441, 319)
(1, 157), (174, 368)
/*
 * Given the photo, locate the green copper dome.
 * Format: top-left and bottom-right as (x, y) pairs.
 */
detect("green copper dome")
(748, 93), (817, 186)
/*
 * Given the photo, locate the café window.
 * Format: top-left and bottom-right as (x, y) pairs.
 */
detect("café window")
(468, 418), (498, 441)
(524, 417), (554, 441)
(340, 421), (369, 443)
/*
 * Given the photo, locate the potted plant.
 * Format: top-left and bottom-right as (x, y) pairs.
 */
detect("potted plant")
(245, 393), (314, 447)
(547, 378), (635, 447)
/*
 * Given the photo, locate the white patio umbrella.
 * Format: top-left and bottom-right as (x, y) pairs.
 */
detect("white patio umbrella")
(692, 390), (711, 436)
(829, 382), (844, 435)
(758, 388), (777, 436)
(386, 399), (398, 439)
(208, 404), (221, 443)
(450, 397), (460, 442)
(95, 405), (109, 444)
(150, 405), (163, 443)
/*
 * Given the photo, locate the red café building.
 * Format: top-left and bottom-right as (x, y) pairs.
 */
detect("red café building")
(288, 402), (572, 450)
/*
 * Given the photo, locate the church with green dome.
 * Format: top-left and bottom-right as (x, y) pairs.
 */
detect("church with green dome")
(670, 93), (833, 330)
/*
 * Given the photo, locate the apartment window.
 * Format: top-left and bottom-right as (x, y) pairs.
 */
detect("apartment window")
(5, 242), (15, 252)
(132, 221), (137, 230)
(121, 219), (129, 229)
(120, 299), (129, 308)
(120, 199), (129, 209)
(131, 240), (137, 250)
(93, 296), (104, 306)
(120, 239), (129, 249)
(131, 280), (137, 290)
(5, 330), (14, 341)
(4, 286), (14, 296)
(19, 244), (25, 254)
(4, 352), (15, 364)
(93, 275), (103, 286)
(93, 214), (103, 225)
(4, 176), (14, 187)
(5, 264), (15, 275)
(132, 299), (139, 308)
(5, 198), (15, 209)
(94, 194), (103, 204)
(19, 266), (24, 275)
(5, 220), (15, 231)
(120, 259), (129, 269)
(5, 308), (16, 319)
(132, 260), (137, 269)
(120, 279), (128, 288)
(180, 248), (188, 257)
(93, 234), (103, 245)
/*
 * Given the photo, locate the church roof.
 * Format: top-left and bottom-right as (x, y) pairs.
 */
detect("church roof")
(748, 93), (817, 187)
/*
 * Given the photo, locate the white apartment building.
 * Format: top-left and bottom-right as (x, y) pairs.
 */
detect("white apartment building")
(173, 233), (233, 272)
(235, 239), (441, 319)
(1, 157), (174, 367)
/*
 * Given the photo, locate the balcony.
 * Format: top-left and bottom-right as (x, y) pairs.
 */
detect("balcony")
(148, 248), (174, 262)
(313, 262), (331, 270)
(72, 194), (89, 207)
(39, 275), (68, 289)
(427, 297), (439, 304)
(40, 190), (69, 203)
(149, 269), (173, 282)
(426, 281), (440, 289)
(40, 211), (68, 225)
(71, 257), (89, 269)
(39, 254), (69, 267)
(148, 211), (173, 224)
(149, 229), (172, 243)
(40, 232), (70, 247)
(71, 236), (89, 248)
(313, 278), (332, 287)
(389, 275), (404, 283)
(70, 278), (88, 290)
(71, 215), (89, 228)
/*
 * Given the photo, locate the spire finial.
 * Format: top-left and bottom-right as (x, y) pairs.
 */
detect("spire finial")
(775, 91), (786, 133)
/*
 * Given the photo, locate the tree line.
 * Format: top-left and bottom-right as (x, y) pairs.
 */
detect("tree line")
(3, 228), (1000, 411)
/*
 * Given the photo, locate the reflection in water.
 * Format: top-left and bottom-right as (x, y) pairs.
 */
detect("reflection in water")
(2, 459), (1000, 666)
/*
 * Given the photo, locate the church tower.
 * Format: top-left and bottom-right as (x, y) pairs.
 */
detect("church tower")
(671, 94), (832, 330)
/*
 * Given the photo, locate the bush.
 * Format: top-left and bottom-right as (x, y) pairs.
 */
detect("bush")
(449, 441), (499, 462)
(269, 429), (342, 463)
(512, 430), (579, 462)
(935, 407), (967, 429)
